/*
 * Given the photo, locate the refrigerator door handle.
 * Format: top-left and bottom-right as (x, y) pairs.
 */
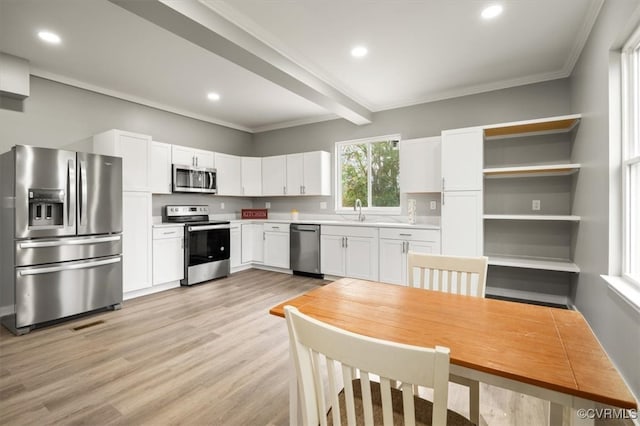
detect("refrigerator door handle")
(79, 160), (88, 226)
(18, 256), (121, 276)
(18, 235), (121, 249)
(67, 159), (75, 229)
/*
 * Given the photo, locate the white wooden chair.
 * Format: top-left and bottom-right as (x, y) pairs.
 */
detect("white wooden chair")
(407, 252), (489, 425)
(284, 305), (474, 426)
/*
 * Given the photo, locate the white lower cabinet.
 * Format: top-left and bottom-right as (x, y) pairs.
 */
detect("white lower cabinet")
(241, 223), (264, 264)
(263, 223), (290, 269)
(152, 226), (184, 285)
(441, 191), (482, 256)
(378, 228), (440, 285)
(123, 192), (152, 293)
(321, 226), (378, 280)
(230, 224), (243, 269)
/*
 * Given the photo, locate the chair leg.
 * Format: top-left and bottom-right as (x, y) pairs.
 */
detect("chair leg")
(469, 380), (480, 425)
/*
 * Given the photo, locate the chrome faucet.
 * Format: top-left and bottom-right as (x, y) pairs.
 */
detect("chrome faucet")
(354, 198), (365, 222)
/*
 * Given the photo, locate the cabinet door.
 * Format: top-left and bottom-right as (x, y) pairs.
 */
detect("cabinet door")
(441, 128), (483, 191)
(150, 141), (172, 194)
(286, 153), (304, 195)
(241, 157), (262, 196)
(231, 226), (242, 268)
(406, 240), (438, 285)
(252, 224), (264, 263)
(400, 137), (441, 193)
(241, 224), (253, 264)
(118, 132), (151, 192)
(171, 145), (195, 166)
(123, 192), (152, 292)
(215, 153), (242, 196)
(321, 235), (345, 276)
(441, 191), (482, 256)
(345, 236), (378, 281)
(264, 232), (290, 268)
(378, 239), (405, 285)
(303, 151), (331, 195)
(194, 149), (214, 169)
(152, 237), (184, 284)
(262, 156), (287, 196)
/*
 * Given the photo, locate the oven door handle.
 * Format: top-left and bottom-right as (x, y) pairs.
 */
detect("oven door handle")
(188, 225), (231, 232)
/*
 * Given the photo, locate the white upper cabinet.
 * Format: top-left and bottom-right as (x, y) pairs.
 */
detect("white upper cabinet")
(241, 157), (262, 196)
(441, 128), (483, 191)
(285, 151), (331, 196)
(92, 129), (152, 192)
(262, 155), (287, 196)
(215, 153), (242, 196)
(286, 153), (304, 195)
(302, 151), (331, 196)
(150, 141), (172, 194)
(171, 145), (214, 168)
(400, 136), (441, 193)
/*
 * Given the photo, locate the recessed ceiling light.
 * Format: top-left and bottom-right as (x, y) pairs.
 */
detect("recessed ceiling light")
(207, 92), (221, 101)
(481, 4), (503, 19)
(351, 46), (368, 58)
(38, 31), (61, 44)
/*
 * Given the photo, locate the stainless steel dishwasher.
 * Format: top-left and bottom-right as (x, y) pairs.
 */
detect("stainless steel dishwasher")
(290, 224), (323, 278)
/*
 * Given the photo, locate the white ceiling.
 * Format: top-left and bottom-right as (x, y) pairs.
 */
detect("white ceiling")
(0, 0), (602, 133)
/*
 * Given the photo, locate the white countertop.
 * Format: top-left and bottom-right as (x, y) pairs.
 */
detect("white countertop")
(229, 219), (440, 230)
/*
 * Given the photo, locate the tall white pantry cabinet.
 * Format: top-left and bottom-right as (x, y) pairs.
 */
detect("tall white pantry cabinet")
(440, 127), (484, 257)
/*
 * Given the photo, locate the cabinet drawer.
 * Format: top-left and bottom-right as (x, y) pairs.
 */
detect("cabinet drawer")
(322, 226), (378, 238)
(264, 223), (289, 233)
(379, 228), (439, 242)
(152, 226), (184, 240)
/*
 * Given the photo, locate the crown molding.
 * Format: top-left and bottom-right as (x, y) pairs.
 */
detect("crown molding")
(560, 0), (604, 76)
(31, 68), (254, 133)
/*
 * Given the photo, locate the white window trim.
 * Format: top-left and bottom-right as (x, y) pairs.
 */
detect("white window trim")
(609, 23), (640, 311)
(334, 134), (402, 215)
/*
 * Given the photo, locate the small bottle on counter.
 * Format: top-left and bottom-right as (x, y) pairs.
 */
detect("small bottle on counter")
(291, 209), (299, 220)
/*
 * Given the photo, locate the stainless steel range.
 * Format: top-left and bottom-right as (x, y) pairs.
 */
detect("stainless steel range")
(164, 205), (230, 285)
(0, 145), (123, 335)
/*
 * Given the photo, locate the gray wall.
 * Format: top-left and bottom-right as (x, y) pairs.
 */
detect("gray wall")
(253, 79), (572, 215)
(0, 76), (253, 155)
(570, 0), (640, 400)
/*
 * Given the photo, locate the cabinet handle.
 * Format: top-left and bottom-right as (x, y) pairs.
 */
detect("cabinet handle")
(163, 231), (175, 235)
(273, 226), (280, 229)
(181, 238), (184, 249)
(344, 237), (348, 248)
(303, 185), (306, 194)
(300, 185), (303, 194)
(283, 186), (287, 195)
(263, 232), (265, 241)
(399, 233), (412, 237)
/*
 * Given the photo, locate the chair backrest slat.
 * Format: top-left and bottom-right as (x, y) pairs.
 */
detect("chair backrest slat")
(285, 306), (451, 426)
(408, 252), (488, 297)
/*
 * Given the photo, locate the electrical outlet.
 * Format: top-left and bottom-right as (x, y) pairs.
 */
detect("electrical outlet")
(320, 202), (327, 210)
(430, 201), (437, 210)
(265, 202), (271, 209)
(220, 202), (225, 210)
(532, 200), (541, 211)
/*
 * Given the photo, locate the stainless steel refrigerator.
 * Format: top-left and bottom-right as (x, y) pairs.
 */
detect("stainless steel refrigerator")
(0, 145), (123, 335)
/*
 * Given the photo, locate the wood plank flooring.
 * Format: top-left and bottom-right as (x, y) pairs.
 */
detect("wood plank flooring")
(0, 270), (632, 425)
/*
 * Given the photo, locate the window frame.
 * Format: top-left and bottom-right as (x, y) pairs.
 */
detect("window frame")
(621, 25), (640, 287)
(334, 134), (402, 215)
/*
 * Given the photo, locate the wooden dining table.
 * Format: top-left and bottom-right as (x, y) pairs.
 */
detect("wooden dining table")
(270, 277), (637, 426)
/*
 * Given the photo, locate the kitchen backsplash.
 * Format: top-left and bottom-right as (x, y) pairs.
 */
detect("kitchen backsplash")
(153, 192), (440, 223)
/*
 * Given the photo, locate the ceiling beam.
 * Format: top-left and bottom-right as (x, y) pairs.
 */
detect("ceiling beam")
(109, 0), (372, 126)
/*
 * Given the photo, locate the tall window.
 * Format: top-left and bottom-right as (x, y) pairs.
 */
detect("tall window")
(622, 26), (640, 285)
(335, 135), (400, 212)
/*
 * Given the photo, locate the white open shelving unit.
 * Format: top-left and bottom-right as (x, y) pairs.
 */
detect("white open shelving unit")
(482, 113), (582, 307)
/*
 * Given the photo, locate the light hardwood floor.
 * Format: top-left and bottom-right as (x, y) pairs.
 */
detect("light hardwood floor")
(0, 270), (632, 425)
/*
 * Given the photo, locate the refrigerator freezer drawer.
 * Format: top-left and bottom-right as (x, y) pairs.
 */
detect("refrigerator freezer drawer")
(15, 255), (123, 328)
(15, 234), (122, 266)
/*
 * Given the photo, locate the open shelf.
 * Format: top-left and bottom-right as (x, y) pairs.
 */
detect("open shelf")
(484, 214), (581, 222)
(485, 286), (570, 308)
(483, 163), (580, 178)
(487, 255), (580, 273)
(484, 114), (581, 140)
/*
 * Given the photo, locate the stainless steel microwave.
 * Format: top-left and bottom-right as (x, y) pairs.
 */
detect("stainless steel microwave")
(172, 164), (217, 193)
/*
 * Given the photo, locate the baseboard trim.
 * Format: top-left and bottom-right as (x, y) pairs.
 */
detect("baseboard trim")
(123, 281), (181, 301)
